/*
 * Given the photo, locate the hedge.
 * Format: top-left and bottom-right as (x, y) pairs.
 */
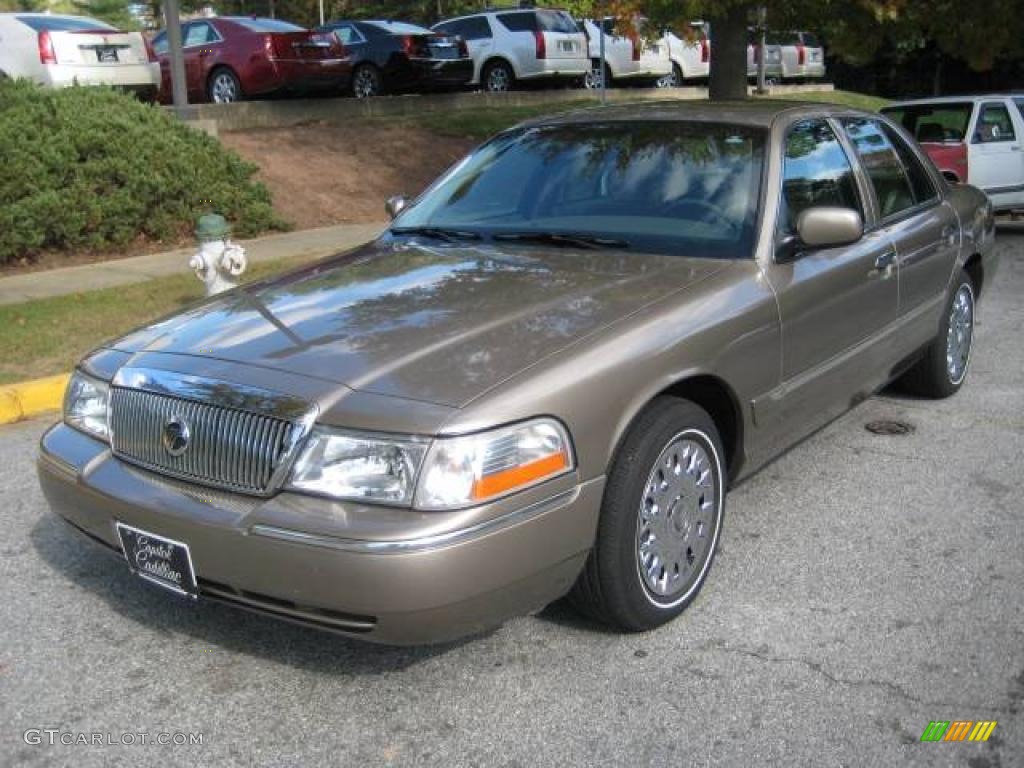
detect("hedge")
(0, 79), (287, 264)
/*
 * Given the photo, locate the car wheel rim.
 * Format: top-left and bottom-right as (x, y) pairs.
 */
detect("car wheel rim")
(355, 69), (378, 98)
(946, 283), (974, 385)
(635, 430), (722, 607)
(487, 67), (510, 92)
(212, 74), (237, 103)
(584, 68), (603, 89)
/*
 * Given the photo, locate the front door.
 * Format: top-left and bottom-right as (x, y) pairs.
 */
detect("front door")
(758, 118), (899, 445)
(181, 21), (220, 101)
(969, 100), (1024, 206)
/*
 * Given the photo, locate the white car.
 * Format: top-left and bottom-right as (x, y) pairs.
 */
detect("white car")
(883, 95), (1024, 212)
(579, 18), (670, 89)
(771, 30), (825, 80)
(0, 13), (160, 99)
(432, 8), (587, 92)
(660, 21), (710, 86)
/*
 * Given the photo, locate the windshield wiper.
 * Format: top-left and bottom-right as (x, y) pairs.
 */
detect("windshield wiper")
(491, 232), (630, 250)
(389, 226), (482, 243)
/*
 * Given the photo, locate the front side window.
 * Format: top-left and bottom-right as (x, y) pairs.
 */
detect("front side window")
(394, 121), (765, 258)
(974, 103), (1016, 143)
(443, 17), (491, 40)
(184, 22), (216, 47)
(779, 119), (862, 236)
(843, 118), (916, 220)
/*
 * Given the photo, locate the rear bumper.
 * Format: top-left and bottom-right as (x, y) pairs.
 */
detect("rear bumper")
(41, 62), (160, 90)
(37, 423), (602, 645)
(518, 58), (590, 80)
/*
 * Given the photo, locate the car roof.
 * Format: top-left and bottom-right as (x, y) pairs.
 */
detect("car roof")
(885, 94), (1022, 107)
(518, 99), (875, 130)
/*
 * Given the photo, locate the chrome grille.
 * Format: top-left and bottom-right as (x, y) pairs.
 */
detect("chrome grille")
(109, 387), (296, 495)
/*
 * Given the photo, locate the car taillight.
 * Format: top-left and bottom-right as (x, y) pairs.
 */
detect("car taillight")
(402, 35), (428, 58)
(38, 30), (57, 65)
(533, 29), (546, 59)
(700, 38), (709, 63)
(797, 44), (806, 66)
(457, 37), (468, 57)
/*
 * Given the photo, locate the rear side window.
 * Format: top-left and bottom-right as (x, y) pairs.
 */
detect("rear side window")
(880, 123), (938, 204)
(974, 103), (1016, 143)
(184, 22), (218, 47)
(538, 10), (579, 34)
(779, 119), (862, 236)
(497, 12), (538, 33)
(151, 31), (168, 55)
(330, 24), (364, 45)
(842, 118), (917, 219)
(16, 15), (115, 32)
(1015, 99), (1024, 122)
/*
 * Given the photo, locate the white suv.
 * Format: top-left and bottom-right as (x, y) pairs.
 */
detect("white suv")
(660, 21), (710, 86)
(580, 17), (670, 88)
(433, 8), (587, 92)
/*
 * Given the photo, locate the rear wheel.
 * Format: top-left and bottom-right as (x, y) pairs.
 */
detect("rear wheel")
(482, 60), (514, 92)
(900, 270), (976, 398)
(207, 67), (242, 103)
(657, 62), (683, 88)
(352, 64), (383, 98)
(570, 397), (726, 631)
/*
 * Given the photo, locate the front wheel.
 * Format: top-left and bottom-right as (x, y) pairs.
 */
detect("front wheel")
(570, 397), (726, 631)
(481, 60), (514, 92)
(352, 64), (383, 98)
(900, 270), (976, 397)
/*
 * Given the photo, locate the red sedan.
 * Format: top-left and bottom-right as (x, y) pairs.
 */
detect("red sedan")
(152, 16), (348, 103)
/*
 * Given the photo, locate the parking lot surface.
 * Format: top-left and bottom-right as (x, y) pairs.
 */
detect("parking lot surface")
(2, 225), (1023, 767)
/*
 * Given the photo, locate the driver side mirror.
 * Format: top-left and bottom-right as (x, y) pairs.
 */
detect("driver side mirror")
(385, 195), (408, 220)
(776, 207), (864, 262)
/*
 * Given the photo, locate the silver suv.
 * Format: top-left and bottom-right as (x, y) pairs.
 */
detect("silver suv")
(433, 7), (588, 92)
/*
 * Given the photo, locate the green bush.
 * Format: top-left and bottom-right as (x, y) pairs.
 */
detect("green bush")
(0, 79), (287, 263)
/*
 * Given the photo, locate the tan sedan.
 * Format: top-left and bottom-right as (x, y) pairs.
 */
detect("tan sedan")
(39, 101), (997, 644)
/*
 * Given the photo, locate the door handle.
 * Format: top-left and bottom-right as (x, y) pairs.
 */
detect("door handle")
(941, 225), (958, 245)
(872, 250), (897, 279)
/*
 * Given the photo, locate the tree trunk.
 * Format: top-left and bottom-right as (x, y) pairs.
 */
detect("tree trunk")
(708, 4), (751, 101)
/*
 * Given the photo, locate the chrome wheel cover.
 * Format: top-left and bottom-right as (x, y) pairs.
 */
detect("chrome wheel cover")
(636, 430), (723, 606)
(486, 65), (511, 92)
(946, 283), (974, 385)
(584, 67), (603, 89)
(211, 73), (238, 103)
(354, 68), (379, 98)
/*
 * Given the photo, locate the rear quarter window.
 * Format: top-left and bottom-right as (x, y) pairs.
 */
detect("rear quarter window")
(497, 12), (538, 33)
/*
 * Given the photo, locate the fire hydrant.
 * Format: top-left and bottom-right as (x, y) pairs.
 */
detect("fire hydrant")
(189, 214), (247, 296)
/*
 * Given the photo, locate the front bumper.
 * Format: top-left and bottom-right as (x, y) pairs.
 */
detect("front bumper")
(37, 423), (602, 645)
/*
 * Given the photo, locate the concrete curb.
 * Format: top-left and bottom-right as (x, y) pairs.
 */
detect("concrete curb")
(0, 374), (68, 425)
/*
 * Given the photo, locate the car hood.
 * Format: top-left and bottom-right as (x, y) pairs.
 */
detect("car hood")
(110, 241), (726, 407)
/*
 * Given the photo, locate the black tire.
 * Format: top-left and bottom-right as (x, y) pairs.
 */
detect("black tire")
(206, 67), (242, 103)
(352, 64), (383, 98)
(570, 397), (726, 631)
(900, 270), (976, 398)
(584, 60), (614, 90)
(670, 62), (684, 87)
(481, 59), (514, 92)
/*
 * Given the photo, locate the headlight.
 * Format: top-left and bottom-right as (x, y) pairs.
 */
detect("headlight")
(414, 418), (574, 510)
(287, 428), (428, 505)
(63, 370), (110, 441)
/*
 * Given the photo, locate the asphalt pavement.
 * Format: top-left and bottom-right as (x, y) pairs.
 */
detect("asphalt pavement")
(2, 224), (1023, 767)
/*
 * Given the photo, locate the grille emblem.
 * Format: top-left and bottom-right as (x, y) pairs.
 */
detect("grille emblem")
(162, 416), (191, 457)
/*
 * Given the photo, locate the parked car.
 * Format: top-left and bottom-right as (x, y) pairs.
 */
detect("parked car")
(0, 13), (159, 99)
(770, 30), (825, 80)
(151, 16), (346, 104)
(579, 17), (670, 89)
(659, 21), (710, 86)
(432, 7), (587, 92)
(746, 29), (782, 80)
(316, 19), (472, 97)
(40, 102), (996, 645)
(883, 95), (1024, 212)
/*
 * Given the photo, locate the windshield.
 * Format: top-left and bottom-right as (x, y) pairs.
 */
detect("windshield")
(881, 103), (973, 142)
(393, 121), (764, 258)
